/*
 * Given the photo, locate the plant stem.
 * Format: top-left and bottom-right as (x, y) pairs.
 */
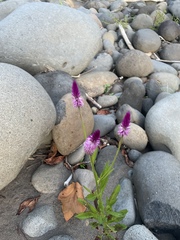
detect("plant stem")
(79, 107), (87, 140)
(111, 137), (123, 168)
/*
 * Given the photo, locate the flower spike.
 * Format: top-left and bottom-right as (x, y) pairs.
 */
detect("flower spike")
(118, 111), (131, 137)
(84, 130), (100, 155)
(72, 80), (84, 108)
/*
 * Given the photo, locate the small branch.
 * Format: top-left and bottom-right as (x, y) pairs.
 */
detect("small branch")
(152, 53), (180, 63)
(85, 93), (102, 109)
(118, 24), (134, 50)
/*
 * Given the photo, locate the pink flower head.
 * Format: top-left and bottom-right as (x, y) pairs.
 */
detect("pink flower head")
(72, 80), (84, 108)
(84, 130), (100, 155)
(118, 111), (131, 137)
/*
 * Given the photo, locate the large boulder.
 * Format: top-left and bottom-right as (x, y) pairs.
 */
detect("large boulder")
(0, 63), (56, 190)
(145, 92), (180, 161)
(133, 151), (180, 236)
(0, 2), (102, 75)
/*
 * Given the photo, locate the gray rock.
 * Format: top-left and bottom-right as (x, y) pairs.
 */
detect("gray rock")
(22, 205), (58, 237)
(151, 59), (177, 75)
(116, 50), (153, 77)
(145, 92), (180, 160)
(49, 236), (74, 240)
(155, 92), (171, 103)
(133, 151), (180, 234)
(132, 29), (161, 53)
(31, 162), (70, 193)
(131, 14), (153, 30)
(155, 233), (176, 240)
(0, 63), (56, 191)
(149, 72), (180, 93)
(138, 5), (156, 15)
(123, 224), (158, 240)
(103, 39), (116, 54)
(142, 97), (154, 115)
(116, 104), (145, 128)
(110, 0), (127, 11)
(118, 78), (146, 111)
(0, 2), (102, 75)
(114, 123), (148, 151)
(34, 71), (73, 106)
(171, 62), (180, 71)
(85, 52), (113, 72)
(0, 0), (39, 20)
(97, 94), (118, 107)
(74, 169), (95, 197)
(98, 11), (122, 27)
(159, 43), (180, 61)
(113, 178), (136, 227)
(67, 145), (85, 165)
(158, 20), (180, 41)
(95, 145), (131, 200)
(146, 79), (162, 101)
(168, 1), (180, 18)
(85, 1), (110, 10)
(53, 93), (94, 155)
(77, 71), (118, 97)
(93, 115), (116, 137)
(128, 149), (142, 162)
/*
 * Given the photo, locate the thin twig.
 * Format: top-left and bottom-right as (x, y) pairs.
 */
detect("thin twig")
(118, 24), (134, 50)
(85, 93), (102, 109)
(152, 53), (180, 63)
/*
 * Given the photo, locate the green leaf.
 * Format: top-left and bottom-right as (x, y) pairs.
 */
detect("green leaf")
(98, 163), (113, 193)
(91, 148), (98, 165)
(107, 209), (128, 223)
(106, 184), (121, 208)
(83, 185), (92, 194)
(90, 221), (100, 229)
(85, 201), (98, 214)
(86, 192), (97, 201)
(77, 198), (87, 205)
(114, 223), (127, 231)
(75, 211), (94, 220)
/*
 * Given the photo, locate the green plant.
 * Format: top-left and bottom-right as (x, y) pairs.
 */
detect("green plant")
(172, 15), (180, 24)
(103, 84), (112, 94)
(152, 10), (166, 31)
(72, 80), (131, 239)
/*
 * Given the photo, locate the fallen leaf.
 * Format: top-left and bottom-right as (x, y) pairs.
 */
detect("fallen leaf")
(16, 196), (40, 215)
(58, 182), (86, 221)
(44, 141), (65, 165)
(44, 155), (65, 165)
(97, 109), (110, 115)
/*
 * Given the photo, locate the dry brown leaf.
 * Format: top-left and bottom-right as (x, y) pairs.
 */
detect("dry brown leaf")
(16, 196), (40, 215)
(97, 109), (110, 115)
(58, 182), (86, 221)
(44, 141), (65, 165)
(44, 155), (65, 165)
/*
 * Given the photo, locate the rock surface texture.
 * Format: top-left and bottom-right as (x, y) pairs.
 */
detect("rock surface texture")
(0, 2), (102, 75)
(0, 63), (56, 190)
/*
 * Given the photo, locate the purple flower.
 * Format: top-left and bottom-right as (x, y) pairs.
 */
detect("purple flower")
(72, 80), (84, 108)
(118, 111), (131, 137)
(84, 130), (100, 155)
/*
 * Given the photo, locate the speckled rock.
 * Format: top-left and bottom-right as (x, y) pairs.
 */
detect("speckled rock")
(148, 72), (180, 93)
(31, 162), (70, 193)
(22, 205), (58, 237)
(114, 123), (148, 151)
(77, 71), (118, 97)
(53, 93), (94, 155)
(115, 50), (153, 77)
